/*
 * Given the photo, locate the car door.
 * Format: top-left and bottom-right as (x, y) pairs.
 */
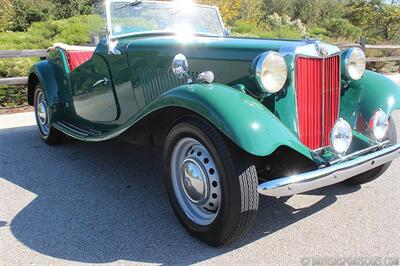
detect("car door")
(69, 53), (120, 123)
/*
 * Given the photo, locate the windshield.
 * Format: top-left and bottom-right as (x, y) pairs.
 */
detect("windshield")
(106, 0), (225, 38)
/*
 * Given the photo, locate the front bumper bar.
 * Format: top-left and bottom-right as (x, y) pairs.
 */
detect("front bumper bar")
(258, 144), (400, 197)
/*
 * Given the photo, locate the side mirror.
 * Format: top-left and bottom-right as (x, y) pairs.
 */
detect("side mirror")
(172, 54), (192, 83)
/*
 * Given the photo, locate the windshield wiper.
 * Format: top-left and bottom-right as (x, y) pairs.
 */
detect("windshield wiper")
(115, 0), (143, 11)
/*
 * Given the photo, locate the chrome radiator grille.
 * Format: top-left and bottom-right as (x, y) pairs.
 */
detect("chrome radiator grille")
(295, 56), (340, 150)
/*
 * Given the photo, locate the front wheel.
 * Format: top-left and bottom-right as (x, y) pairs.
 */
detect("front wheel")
(163, 118), (259, 246)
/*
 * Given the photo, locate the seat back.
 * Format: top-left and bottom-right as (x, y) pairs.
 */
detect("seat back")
(51, 43), (95, 72)
(67, 51), (94, 71)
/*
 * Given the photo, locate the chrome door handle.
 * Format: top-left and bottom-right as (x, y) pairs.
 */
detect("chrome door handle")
(92, 78), (109, 87)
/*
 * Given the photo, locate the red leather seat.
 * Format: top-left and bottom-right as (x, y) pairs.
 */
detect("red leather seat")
(66, 51), (94, 71)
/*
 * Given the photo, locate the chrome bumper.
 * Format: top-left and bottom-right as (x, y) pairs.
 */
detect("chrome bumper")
(258, 144), (400, 197)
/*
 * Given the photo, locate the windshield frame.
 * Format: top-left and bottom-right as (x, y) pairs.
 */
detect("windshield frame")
(105, 0), (226, 40)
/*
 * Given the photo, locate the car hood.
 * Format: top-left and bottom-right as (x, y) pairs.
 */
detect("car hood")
(120, 35), (306, 88)
(120, 35), (303, 61)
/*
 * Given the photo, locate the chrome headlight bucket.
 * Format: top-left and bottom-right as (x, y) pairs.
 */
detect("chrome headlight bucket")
(172, 53), (189, 79)
(331, 119), (353, 155)
(251, 51), (288, 94)
(342, 48), (366, 81)
(369, 109), (389, 142)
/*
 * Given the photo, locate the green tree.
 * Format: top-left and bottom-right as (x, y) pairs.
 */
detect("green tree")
(50, 0), (101, 19)
(292, 0), (347, 25)
(8, 0), (51, 31)
(238, 0), (264, 24)
(262, 0), (295, 18)
(324, 18), (362, 40)
(346, 0), (400, 42)
(262, 0), (346, 26)
(0, 0), (14, 31)
(198, 0), (241, 25)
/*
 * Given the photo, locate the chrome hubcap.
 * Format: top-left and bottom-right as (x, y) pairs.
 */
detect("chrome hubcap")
(35, 91), (50, 136)
(181, 158), (209, 204)
(38, 102), (47, 124)
(171, 138), (221, 226)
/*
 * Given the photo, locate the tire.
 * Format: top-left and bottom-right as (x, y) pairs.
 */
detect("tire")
(163, 117), (259, 246)
(342, 117), (397, 186)
(34, 85), (65, 145)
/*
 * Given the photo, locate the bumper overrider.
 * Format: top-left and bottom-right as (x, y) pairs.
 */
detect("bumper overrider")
(258, 144), (400, 197)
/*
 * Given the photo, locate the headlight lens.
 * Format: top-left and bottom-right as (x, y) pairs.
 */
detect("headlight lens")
(369, 109), (389, 142)
(331, 119), (353, 155)
(254, 52), (288, 94)
(343, 48), (366, 81)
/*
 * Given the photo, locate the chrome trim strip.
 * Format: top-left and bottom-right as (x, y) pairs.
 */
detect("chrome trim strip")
(322, 57), (326, 145)
(258, 143), (400, 197)
(337, 54), (342, 125)
(313, 145), (330, 153)
(330, 140), (390, 165)
(53, 122), (89, 137)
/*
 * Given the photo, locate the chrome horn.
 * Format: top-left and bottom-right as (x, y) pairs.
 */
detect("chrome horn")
(172, 54), (215, 84)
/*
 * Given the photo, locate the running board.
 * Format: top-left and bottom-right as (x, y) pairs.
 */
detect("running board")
(53, 121), (102, 139)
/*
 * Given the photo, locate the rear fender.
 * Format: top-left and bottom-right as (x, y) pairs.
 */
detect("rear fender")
(143, 83), (313, 159)
(28, 61), (63, 121)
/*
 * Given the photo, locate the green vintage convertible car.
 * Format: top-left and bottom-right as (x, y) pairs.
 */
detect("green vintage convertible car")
(28, 0), (400, 246)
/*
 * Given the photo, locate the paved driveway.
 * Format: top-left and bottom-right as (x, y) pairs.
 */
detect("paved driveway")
(1, 111), (400, 265)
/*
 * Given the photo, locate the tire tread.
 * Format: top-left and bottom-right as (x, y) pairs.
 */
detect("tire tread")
(190, 118), (259, 245)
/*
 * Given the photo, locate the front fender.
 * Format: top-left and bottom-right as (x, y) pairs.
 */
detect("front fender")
(341, 71), (400, 126)
(144, 83), (313, 159)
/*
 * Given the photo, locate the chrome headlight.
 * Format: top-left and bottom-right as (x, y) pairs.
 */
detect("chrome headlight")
(343, 48), (366, 81)
(369, 109), (389, 142)
(172, 53), (189, 79)
(252, 52), (288, 94)
(331, 119), (353, 155)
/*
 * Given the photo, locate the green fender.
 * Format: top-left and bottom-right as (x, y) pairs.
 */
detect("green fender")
(137, 83), (313, 159)
(29, 61), (62, 120)
(341, 70), (400, 126)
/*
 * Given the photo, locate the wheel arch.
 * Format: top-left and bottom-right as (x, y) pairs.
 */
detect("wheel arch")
(28, 61), (63, 122)
(118, 105), (202, 147)
(28, 61), (61, 107)
(132, 103), (318, 198)
(119, 83), (314, 160)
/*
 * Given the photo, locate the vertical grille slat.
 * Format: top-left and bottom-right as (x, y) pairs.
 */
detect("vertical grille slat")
(323, 56), (340, 147)
(296, 56), (340, 150)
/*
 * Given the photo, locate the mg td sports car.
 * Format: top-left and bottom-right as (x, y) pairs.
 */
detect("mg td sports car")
(28, 0), (400, 246)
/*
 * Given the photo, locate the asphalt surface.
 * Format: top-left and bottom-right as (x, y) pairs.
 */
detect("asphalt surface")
(1, 111), (400, 265)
